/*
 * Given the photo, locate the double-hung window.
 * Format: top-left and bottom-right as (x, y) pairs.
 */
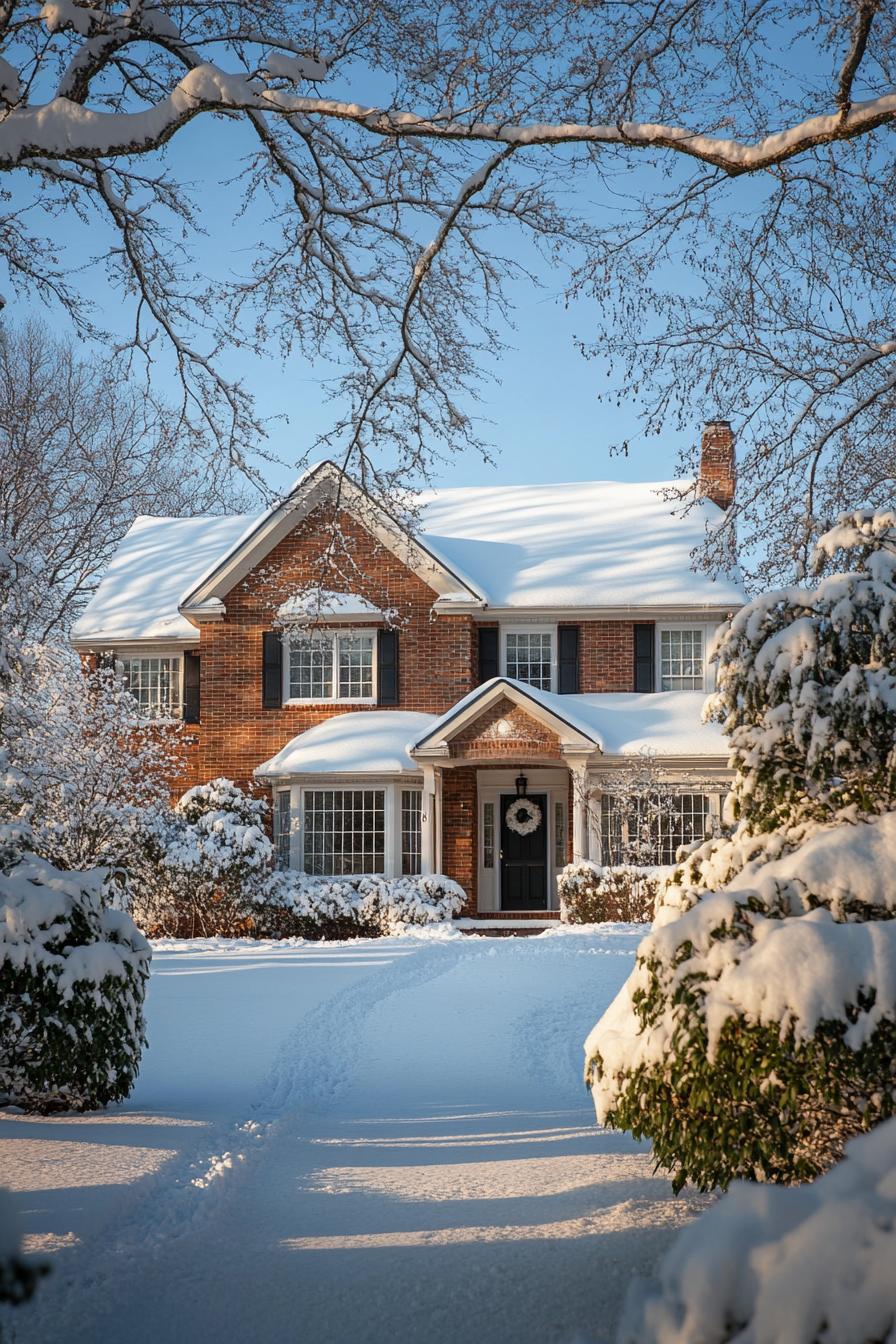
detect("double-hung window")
(598, 791), (711, 866)
(122, 655), (182, 717)
(287, 630), (374, 702)
(302, 788), (386, 876)
(659, 628), (705, 691)
(504, 628), (554, 690)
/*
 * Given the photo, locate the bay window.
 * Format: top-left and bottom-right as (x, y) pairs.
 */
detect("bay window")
(286, 630), (374, 702)
(302, 788), (385, 876)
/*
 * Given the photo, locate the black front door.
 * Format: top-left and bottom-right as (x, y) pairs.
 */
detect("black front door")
(500, 793), (548, 910)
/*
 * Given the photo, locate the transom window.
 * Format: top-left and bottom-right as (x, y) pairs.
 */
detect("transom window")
(598, 792), (711, 866)
(302, 789), (385, 876)
(123, 656), (182, 717)
(505, 630), (554, 690)
(660, 628), (704, 691)
(287, 631), (374, 701)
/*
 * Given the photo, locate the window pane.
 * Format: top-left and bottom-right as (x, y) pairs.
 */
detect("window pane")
(275, 790), (291, 868)
(288, 634), (333, 699)
(554, 800), (566, 868)
(599, 791), (710, 866)
(337, 634), (374, 699)
(401, 790), (422, 876)
(505, 631), (552, 689)
(483, 801), (495, 869)
(123, 656), (181, 716)
(303, 789), (385, 876)
(660, 629), (704, 691)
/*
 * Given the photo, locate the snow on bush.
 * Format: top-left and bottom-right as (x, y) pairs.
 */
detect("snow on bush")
(256, 871), (466, 940)
(585, 512), (896, 1191)
(0, 847), (150, 1112)
(0, 1185), (46, 1309)
(558, 862), (666, 924)
(620, 1116), (896, 1344)
(134, 779), (274, 938)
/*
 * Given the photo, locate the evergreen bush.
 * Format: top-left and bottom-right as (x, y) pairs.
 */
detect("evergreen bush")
(585, 511), (896, 1190)
(558, 862), (662, 923)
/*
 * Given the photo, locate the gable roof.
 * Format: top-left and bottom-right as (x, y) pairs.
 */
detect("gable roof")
(73, 465), (746, 645)
(413, 679), (727, 758)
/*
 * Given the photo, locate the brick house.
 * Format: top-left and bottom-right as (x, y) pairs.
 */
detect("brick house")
(71, 423), (742, 923)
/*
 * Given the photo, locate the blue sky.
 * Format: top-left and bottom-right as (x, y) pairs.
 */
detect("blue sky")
(17, 106), (712, 500)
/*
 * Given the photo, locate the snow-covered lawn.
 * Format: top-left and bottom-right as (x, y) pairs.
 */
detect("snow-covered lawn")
(1, 927), (709, 1344)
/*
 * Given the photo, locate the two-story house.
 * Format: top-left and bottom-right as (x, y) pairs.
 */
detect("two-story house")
(71, 422), (743, 923)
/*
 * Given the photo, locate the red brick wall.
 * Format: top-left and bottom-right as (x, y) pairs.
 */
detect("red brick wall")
(191, 505), (476, 789)
(449, 696), (562, 761)
(442, 768), (477, 915)
(579, 621), (635, 692)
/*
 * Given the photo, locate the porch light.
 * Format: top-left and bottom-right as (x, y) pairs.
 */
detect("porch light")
(515, 773), (528, 798)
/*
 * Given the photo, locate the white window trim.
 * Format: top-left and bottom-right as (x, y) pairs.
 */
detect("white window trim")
(500, 623), (558, 692)
(278, 779), (422, 877)
(655, 622), (718, 693)
(282, 627), (378, 705)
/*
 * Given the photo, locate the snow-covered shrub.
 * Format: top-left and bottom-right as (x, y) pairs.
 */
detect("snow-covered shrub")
(0, 847), (150, 1112)
(620, 1116), (896, 1344)
(256, 872), (466, 940)
(0, 1186), (47, 1309)
(133, 779), (274, 937)
(585, 512), (896, 1191)
(558, 862), (663, 923)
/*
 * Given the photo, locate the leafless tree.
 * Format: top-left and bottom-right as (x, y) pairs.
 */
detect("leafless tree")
(0, 320), (256, 635)
(1, 1), (896, 581)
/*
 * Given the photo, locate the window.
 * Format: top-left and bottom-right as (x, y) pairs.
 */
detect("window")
(401, 790), (422, 876)
(554, 800), (566, 868)
(302, 789), (385, 876)
(274, 790), (292, 868)
(659, 628), (704, 691)
(287, 631), (374, 702)
(598, 792), (711, 866)
(483, 801), (495, 869)
(123, 656), (182, 717)
(504, 629), (554, 690)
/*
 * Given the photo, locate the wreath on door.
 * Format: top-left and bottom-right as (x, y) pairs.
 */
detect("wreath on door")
(505, 797), (542, 836)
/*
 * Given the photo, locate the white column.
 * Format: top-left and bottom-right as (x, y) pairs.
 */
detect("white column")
(420, 763), (436, 875)
(570, 761), (590, 863)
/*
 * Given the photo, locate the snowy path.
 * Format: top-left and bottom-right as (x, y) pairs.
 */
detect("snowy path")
(2, 930), (708, 1344)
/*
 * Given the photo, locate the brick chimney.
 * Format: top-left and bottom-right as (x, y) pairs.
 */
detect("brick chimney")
(698, 420), (736, 510)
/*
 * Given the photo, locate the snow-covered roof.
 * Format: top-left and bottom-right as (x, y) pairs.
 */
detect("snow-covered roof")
(72, 514), (254, 644)
(417, 479), (745, 609)
(74, 470), (745, 644)
(255, 712), (435, 778)
(414, 679), (727, 757)
(275, 590), (385, 625)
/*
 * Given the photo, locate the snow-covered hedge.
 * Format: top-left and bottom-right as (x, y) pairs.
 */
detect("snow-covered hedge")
(587, 813), (896, 1189)
(256, 871), (466, 939)
(0, 850), (150, 1112)
(620, 1116), (896, 1344)
(133, 779), (274, 938)
(558, 863), (666, 924)
(585, 513), (896, 1191)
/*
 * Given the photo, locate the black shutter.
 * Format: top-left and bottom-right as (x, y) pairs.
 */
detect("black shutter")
(634, 622), (656, 692)
(183, 651), (201, 724)
(478, 627), (499, 683)
(96, 650), (116, 672)
(558, 625), (580, 694)
(262, 631), (283, 709)
(377, 628), (399, 705)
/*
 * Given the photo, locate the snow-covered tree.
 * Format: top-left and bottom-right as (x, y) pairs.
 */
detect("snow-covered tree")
(0, 321), (255, 638)
(585, 511), (896, 1191)
(0, 545), (151, 1113)
(3, 645), (181, 875)
(3, 2), (896, 581)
